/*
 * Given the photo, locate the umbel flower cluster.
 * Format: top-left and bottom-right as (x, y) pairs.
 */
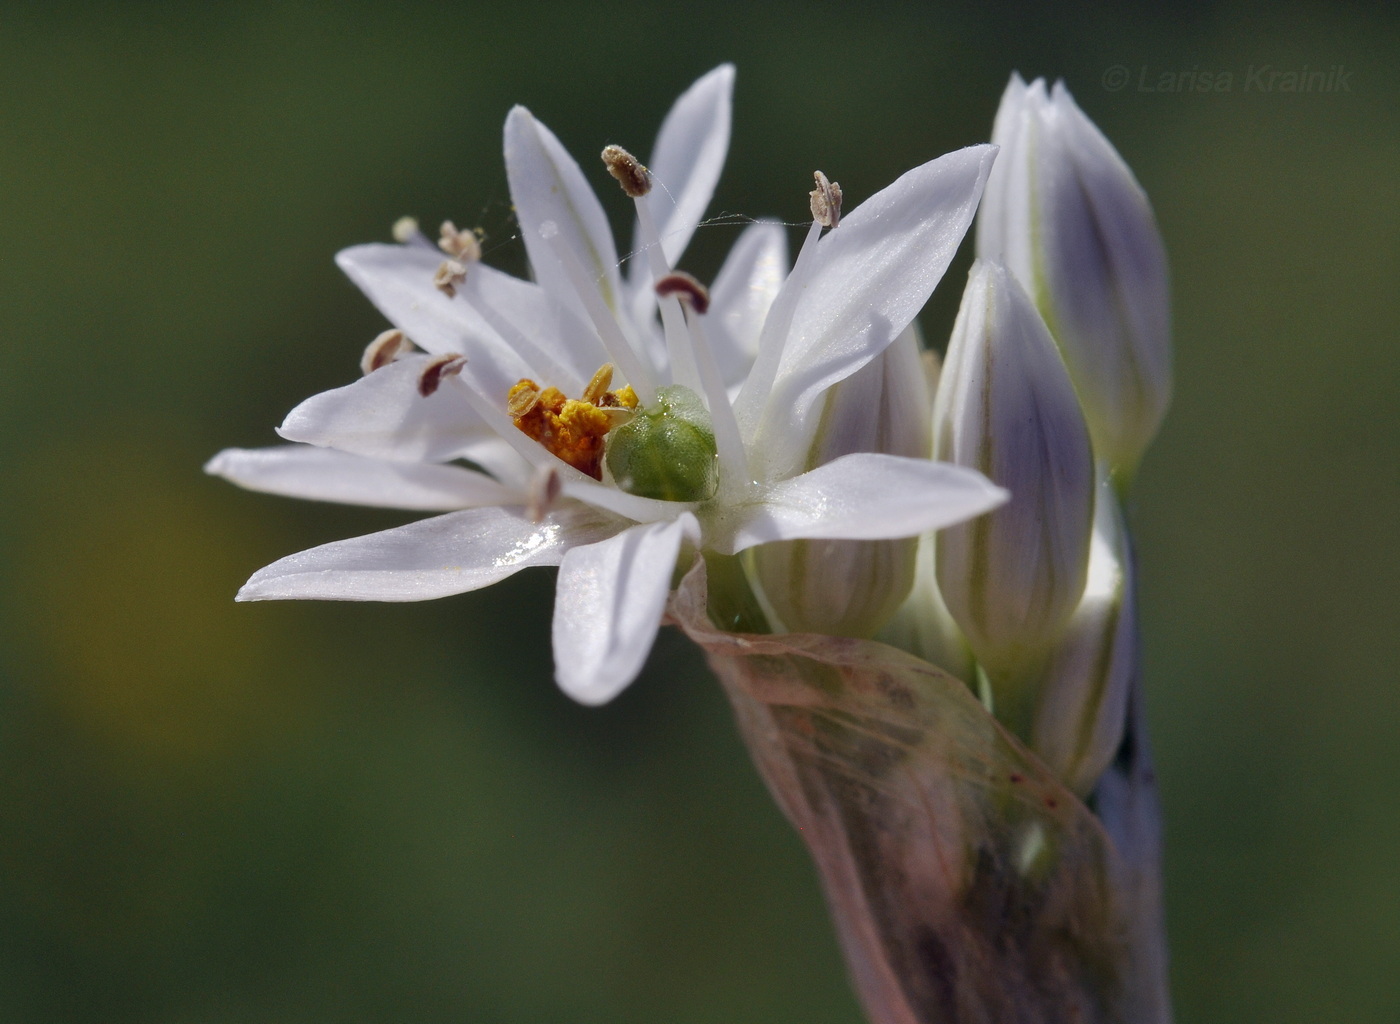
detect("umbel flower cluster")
(210, 66), (1173, 1024)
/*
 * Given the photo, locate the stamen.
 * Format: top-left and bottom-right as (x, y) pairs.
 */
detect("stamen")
(655, 272), (711, 315)
(438, 220), (483, 262)
(539, 220), (658, 405)
(418, 354), (466, 397)
(433, 259), (468, 298)
(507, 379), (542, 417)
(392, 216), (421, 243)
(526, 464), (563, 523)
(810, 170), (843, 228)
(660, 278), (751, 494)
(601, 145), (652, 198)
(625, 172), (701, 392)
(360, 329), (414, 375)
(582, 363), (614, 405)
(507, 369), (636, 480)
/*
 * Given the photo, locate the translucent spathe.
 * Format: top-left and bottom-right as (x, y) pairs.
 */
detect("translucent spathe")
(978, 74), (1172, 479)
(934, 259), (1096, 693)
(670, 560), (1173, 1024)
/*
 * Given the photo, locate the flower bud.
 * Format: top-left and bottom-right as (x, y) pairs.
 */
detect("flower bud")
(977, 74), (1171, 479)
(747, 324), (931, 637)
(934, 260), (1095, 696)
(876, 534), (977, 684)
(1030, 476), (1136, 797)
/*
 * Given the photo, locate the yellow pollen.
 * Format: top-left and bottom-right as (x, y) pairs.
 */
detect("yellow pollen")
(507, 364), (637, 480)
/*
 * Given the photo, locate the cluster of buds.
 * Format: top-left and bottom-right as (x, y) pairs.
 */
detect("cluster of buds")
(746, 75), (1170, 802)
(926, 74), (1170, 792)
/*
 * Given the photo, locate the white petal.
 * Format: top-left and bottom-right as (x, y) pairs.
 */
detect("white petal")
(335, 244), (536, 397)
(552, 514), (699, 705)
(459, 263), (605, 394)
(237, 503), (621, 602)
(721, 453), (1006, 554)
(752, 145), (997, 479)
(560, 477), (698, 525)
(632, 64), (734, 273)
(205, 445), (519, 510)
(277, 356), (487, 463)
(504, 106), (624, 323)
(706, 220), (788, 385)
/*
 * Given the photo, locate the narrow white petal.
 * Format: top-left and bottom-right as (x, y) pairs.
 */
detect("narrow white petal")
(505, 106), (624, 324)
(559, 477), (698, 525)
(459, 264), (604, 394)
(277, 356), (487, 463)
(237, 504), (621, 602)
(721, 453), (1006, 554)
(753, 145), (998, 478)
(334, 245), (536, 398)
(205, 445), (519, 510)
(552, 514), (699, 705)
(633, 64), (734, 273)
(706, 220), (788, 385)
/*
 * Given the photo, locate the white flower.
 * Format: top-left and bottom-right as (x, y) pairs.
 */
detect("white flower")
(933, 259), (1096, 691)
(977, 73), (1171, 480)
(209, 66), (1007, 704)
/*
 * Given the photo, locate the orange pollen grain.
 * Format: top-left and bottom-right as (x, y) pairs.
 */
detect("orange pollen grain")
(507, 366), (637, 480)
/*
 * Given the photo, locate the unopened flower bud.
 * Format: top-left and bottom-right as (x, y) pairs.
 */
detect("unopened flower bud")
(747, 325), (930, 637)
(1030, 477), (1136, 796)
(934, 260), (1096, 694)
(977, 74), (1171, 480)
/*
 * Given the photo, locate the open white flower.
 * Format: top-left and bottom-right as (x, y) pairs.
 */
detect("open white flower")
(209, 66), (1007, 704)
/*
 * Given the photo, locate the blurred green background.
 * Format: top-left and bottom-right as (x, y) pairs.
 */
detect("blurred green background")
(2, 1), (1396, 1020)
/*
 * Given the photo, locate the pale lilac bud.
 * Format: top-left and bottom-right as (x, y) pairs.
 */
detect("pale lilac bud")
(978, 74), (1172, 479)
(748, 324), (931, 637)
(1030, 477), (1136, 796)
(934, 260), (1096, 689)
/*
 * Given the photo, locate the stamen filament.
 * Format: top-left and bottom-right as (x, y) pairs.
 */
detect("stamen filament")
(733, 218), (825, 438)
(540, 222), (659, 406)
(633, 197), (701, 392)
(681, 304), (751, 497)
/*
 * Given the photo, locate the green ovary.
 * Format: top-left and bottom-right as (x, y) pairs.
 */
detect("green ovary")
(605, 386), (719, 502)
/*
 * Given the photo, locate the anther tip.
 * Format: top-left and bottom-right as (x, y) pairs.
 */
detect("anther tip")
(602, 144), (652, 198)
(655, 272), (710, 315)
(810, 171), (842, 229)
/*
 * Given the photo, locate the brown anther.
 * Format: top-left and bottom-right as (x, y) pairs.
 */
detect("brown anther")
(360, 329), (414, 375)
(392, 216), (420, 243)
(507, 379), (543, 417)
(655, 271), (710, 314)
(525, 465), (563, 524)
(433, 259), (468, 297)
(810, 170), (843, 228)
(582, 363), (615, 405)
(438, 220), (483, 262)
(418, 354), (466, 397)
(601, 144), (652, 198)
